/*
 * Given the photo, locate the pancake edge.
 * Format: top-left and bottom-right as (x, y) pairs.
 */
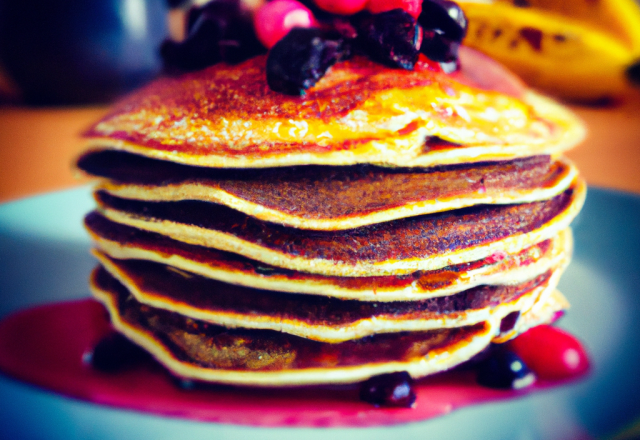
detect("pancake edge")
(95, 179), (586, 277)
(95, 158), (579, 230)
(92, 253), (567, 342)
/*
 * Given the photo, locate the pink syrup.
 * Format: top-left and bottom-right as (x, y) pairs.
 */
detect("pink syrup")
(0, 299), (586, 427)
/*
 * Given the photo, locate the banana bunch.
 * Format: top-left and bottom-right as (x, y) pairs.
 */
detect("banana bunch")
(458, 0), (640, 101)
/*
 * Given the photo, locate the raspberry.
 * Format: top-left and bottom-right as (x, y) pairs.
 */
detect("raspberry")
(254, 0), (317, 49)
(366, 0), (422, 18)
(508, 325), (590, 381)
(315, 0), (368, 15)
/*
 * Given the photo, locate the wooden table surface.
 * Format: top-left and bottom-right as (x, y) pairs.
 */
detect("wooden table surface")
(1, 93), (639, 203)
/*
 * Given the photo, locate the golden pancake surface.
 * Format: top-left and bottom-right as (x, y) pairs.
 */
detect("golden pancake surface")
(82, 55), (585, 169)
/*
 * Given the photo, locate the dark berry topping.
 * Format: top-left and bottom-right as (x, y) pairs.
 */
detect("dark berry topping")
(84, 332), (149, 373)
(266, 28), (349, 95)
(353, 9), (421, 70)
(500, 311), (521, 333)
(420, 29), (459, 62)
(359, 371), (416, 407)
(418, 0), (467, 43)
(476, 348), (536, 390)
(161, 0), (265, 72)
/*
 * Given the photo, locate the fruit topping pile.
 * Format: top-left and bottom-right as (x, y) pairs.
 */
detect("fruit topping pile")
(161, 0), (468, 95)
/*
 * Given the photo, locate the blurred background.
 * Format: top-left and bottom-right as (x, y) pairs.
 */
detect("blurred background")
(0, 0), (639, 202)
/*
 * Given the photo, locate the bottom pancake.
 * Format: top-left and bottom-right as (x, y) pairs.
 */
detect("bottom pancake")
(91, 269), (566, 386)
(91, 270), (498, 386)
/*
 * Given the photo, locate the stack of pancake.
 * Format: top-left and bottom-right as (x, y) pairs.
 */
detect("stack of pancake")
(77, 54), (586, 387)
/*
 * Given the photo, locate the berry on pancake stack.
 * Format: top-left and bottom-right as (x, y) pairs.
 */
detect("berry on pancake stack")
(77, 0), (588, 405)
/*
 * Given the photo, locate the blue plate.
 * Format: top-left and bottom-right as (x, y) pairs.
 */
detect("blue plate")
(1, 186), (639, 440)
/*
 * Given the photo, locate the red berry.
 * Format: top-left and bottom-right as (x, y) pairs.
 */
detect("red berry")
(366, 0), (422, 19)
(508, 325), (590, 381)
(254, 0), (317, 49)
(315, 0), (368, 15)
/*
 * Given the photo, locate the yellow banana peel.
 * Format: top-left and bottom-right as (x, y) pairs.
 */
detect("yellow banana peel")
(458, 0), (640, 101)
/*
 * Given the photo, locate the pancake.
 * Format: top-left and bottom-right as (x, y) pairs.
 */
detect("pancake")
(81, 55), (585, 170)
(90, 268), (498, 386)
(86, 212), (572, 301)
(80, 151), (578, 230)
(93, 251), (565, 342)
(94, 180), (585, 276)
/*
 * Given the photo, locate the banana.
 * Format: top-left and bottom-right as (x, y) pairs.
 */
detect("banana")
(458, 0), (640, 101)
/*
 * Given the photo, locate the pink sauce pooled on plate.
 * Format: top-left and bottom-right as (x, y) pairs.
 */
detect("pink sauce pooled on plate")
(0, 299), (588, 427)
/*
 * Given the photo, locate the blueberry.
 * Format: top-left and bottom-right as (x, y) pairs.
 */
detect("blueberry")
(419, 0), (467, 43)
(353, 9), (420, 70)
(84, 332), (149, 373)
(500, 311), (521, 334)
(359, 371), (416, 407)
(420, 29), (459, 63)
(266, 28), (349, 95)
(161, 0), (265, 72)
(476, 348), (536, 390)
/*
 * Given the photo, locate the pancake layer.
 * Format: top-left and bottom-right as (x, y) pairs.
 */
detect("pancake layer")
(86, 212), (572, 301)
(82, 56), (585, 169)
(93, 252), (565, 342)
(91, 269), (498, 386)
(80, 151), (577, 229)
(94, 181), (585, 276)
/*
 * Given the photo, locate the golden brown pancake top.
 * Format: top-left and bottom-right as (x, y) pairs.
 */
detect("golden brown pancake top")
(82, 55), (584, 168)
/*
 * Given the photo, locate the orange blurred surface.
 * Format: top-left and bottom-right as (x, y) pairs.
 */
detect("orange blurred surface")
(0, 106), (107, 202)
(566, 94), (640, 194)
(0, 94), (639, 203)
